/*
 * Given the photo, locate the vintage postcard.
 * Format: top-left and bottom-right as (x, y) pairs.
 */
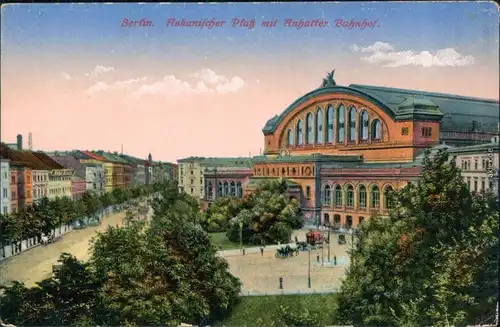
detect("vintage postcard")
(0, 2), (499, 327)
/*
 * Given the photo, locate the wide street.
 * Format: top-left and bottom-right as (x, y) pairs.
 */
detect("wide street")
(0, 210), (131, 288)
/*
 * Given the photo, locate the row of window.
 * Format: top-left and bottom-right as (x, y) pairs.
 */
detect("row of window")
(466, 178), (495, 192)
(207, 181), (244, 198)
(34, 174), (48, 182)
(323, 214), (364, 228)
(323, 184), (394, 210)
(50, 187), (71, 195)
(461, 157), (493, 171)
(285, 105), (383, 146)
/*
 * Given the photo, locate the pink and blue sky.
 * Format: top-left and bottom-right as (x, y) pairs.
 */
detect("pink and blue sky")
(1, 2), (498, 162)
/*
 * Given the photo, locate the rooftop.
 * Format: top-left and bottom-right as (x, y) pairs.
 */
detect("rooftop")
(1, 144), (53, 170)
(177, 156), (253, 166)
(263, 82), (499, 135)
(252, 153), (363, 163)
(32, 152), (65, 169)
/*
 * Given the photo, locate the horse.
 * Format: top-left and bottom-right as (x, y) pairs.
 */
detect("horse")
(40, 233), (54, 245)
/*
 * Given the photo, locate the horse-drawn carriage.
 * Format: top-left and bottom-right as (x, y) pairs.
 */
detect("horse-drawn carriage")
(275, 245), (299, 258)
(40, 233), (55, 245)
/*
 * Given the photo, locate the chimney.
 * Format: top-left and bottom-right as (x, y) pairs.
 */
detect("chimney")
(16, 134), (23, 150)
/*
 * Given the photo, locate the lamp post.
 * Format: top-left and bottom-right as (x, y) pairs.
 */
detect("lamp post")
(327, 223), (331, 262)
(239, 221), (243, 253)
(308, 249), (311, 288)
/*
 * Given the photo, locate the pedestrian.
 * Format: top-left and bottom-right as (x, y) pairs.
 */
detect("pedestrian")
(334, 255), (337, 265)
(294, 236), (298, 243)
(260, 246), (264, 256)
(242, 248), (246, 256)
(316, 253), (320, 263)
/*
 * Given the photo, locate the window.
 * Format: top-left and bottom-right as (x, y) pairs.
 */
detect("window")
(347, 107), (356, 142)
(401, 127), (409, 135)
(333, 214), (341, 225)
(337, 105), (345, 143)
(306, 113), (313, 144)
(346, 216), (353, 228)
(190, 170), (194, 175)
(358, 185), (367, 208)
(2, 206), (7, 214)
(2, 188), (7, 199)
(11, 176), (15, 184)
(323, 213), (330, 225)
(190, 188), (194, 194)
(190, 179), (194, 184)
(287, 129), (293, 146)
(371, 185), (380, 208)
(335, 185), (342, 206)
(371, 119), (382, 140)
(346, 185), (354, 207)
(223, 182), (229, 195)
(474, 158), (478, 170)
(230, 182), (236, 196)
(481, 179), (485, 191)
(473, 179), (478, 192)
(315, 108), (323, 144)
(358, 216), (365, 225)
(296, 120), (303, 145)
(218, 182), (223, 197)
(489, 181), (494, 189)
(467, 178), (471, 189)
(384, 186), (394, 209)
(323, 185), (331, 205)
(359, 111), (369, 140)
(326, 105), (334, 142)
(482, 158), (486, 169)
(421, 127), (432, 137)
(236, 182), (242, 197)
(306, 186), (311, 198)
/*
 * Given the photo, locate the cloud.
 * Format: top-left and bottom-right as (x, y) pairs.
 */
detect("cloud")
(130, 69), (245, 98)
(61, 72), (72, 81)
(350, 42), (475, 68)
(85, 65), (115, 79)
(86, 76), (147, 96)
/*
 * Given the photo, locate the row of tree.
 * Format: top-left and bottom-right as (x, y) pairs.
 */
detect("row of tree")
(0, 181), (241, 326)
(202, 179), (303, 245)
(0, 183), (167, 245)
(334, 149), (499, 326)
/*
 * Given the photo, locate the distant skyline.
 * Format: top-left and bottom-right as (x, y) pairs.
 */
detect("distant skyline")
(1, 2), (499, 162)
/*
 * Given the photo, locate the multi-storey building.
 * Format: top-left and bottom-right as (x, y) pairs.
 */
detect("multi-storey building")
(1, 144), (35, 211)
(202, 75), (499, 227)
(153, 161), (177, 184)
(50, 154), (88, 200)
(80, 151), (112, 192)
(177, 157), (252, 200)
(119, 154), (146, 186)
(93, 151), (131, 190)
(33, 152), (72, 200)
(450, 141), (499, 194)
(9, 164), (20, 213)
(1, 159), (11, 214)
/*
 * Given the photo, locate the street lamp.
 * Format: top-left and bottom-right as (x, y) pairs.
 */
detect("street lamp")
(308, 248), (311, 288)
(239, 221), (243, 253)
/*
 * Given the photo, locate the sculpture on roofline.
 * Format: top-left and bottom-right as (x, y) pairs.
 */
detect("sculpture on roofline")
(321, 70), (337, 87)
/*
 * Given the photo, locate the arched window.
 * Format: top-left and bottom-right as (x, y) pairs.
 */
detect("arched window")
(323, 185), (331, 205)
(359, 111), (369, 141)
(371, 119), (382, 140)
(346, 216), (353, 228)
(347, 107), (356, 142)
(230, 182), (236, 196)
(371, 185), (380, 208)
(335, 185), (342, 206)
(346, 184), (354, 207)
(218, 182), (223, 197)
(236, 182), (243, 197)
(384, 186), (394, 209)
(315, 108), (323, 144)
(306, 113), (313, 144)
(286, 129), (293, 146)
(326, 105), (334, 142)
(296, 120), (303, 145)
(337, 105), (345, 143)
(358, 216), (365, 225)
(358, 185), (367, 208)
(333, 214), (341, 225)
(208, 182), (213, 199)
(223, 181), (229, 196)
(323, 213), (330, 225)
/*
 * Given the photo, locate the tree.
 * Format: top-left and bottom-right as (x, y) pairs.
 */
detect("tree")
(226, 180), (303, 245)
(334, 149), (498, 326)
(202, 197), (243, 232)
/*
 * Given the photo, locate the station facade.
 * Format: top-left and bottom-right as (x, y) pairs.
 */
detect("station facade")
(203, 74), (499, 227)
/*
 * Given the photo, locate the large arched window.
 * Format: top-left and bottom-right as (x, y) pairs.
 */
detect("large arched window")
(315, 108), (323, 144)
(346, 184), (354, 207)
(359, 111), (369, 141)
(384, 186), (394, 209)
(296, 120), (303, 145)
(335, 185), (342, 206)
(218, 182), (223, 197)
(306, 113), (313, 144)
(236, 182), (243, 197)
(286, 129), (293, 146)
(326, 105), (334, 142)
(337, 105), (345, 143)
(208, 182), (213, 199)
(230, 181), (236, 196)
(223, 181), (229, 196)
(371, 119), (382, 140)
(347, 107), (356, 142)
(371, 185), (380, 208)
(323, 185), (331, 205)
(358, 185), (367, 208)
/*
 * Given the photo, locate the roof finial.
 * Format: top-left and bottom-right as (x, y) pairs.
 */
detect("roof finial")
(321, 70), (336, 87)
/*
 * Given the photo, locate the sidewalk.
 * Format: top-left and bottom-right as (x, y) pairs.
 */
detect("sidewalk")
(217, 243), (296, 257)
